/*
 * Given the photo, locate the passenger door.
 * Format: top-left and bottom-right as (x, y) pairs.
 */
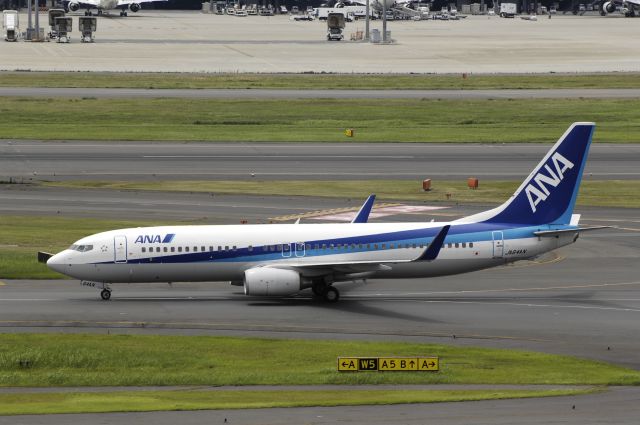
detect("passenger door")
(114, 235), (127, 263)
(492, 231), (504, 258)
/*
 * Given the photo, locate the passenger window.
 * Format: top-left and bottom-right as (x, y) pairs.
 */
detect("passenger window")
(462, 243), (467, 248)
(185, 247), (190, 252)
(412, 244), (417, 249)
(374, 244), (378, 249)
(209, 246), (213, 252)
(448, 243), (452, 248)
(248, 246), (253, 251)
(171, 247), (175, 253)
(193, 247), (197, 252)
(218, 246), (222, 251)
(322, 244), (327, 249)
(381, 244), (386, 249)
(163, 247), (168, 252)
(306, 244), (311, 250)
(155, 247), (160, 253)
(142, 247), (146, 253)
(455, 243), (459, 248)
(419, 244), (424, 248)
(225, 246), (229, 251)
(233, 246), (237, 251)
(178, 247), (183, 252)
(469, 242), (474, 248)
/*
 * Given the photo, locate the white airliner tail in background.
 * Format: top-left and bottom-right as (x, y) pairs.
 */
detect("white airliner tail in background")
(44, 123), (604, 302)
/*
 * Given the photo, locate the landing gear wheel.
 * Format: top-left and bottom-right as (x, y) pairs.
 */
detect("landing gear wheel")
(100, 289), (111, 301)
(312, 283), (328, 297)
(324, 286), (339, 303)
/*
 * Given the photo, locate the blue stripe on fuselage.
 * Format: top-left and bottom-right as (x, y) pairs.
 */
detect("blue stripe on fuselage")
(93, 222), (573, 265)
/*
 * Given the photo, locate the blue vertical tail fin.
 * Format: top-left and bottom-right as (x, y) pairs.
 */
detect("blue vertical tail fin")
(460, 122), (595, 226)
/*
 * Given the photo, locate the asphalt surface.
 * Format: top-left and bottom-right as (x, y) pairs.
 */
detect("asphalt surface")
(2, 12), (640, 73)
(4, 87), (640, 99)
(3, 141), (640, 182)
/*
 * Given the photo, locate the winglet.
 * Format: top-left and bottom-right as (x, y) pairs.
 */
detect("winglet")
(416, 225), (450, 261)
(351, 194), (376, 224)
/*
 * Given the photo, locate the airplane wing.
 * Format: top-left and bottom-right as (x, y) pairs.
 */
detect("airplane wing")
(116, 0), (167, 4)
(270, 225), (451, 276)
(625, 0), (640, 6)
(65, 0), (101, 6)
(351, 195), (376, 224)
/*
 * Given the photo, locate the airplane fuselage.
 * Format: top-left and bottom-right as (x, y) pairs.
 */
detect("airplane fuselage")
(48, 221), (575, 284)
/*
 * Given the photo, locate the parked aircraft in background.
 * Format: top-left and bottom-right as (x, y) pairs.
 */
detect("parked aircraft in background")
(63, 0), (167, 16)
(43, 123), (606, 303)
(600, 0), (639, 16)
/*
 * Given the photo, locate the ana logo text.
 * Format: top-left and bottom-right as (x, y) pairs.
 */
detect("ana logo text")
(134, 234), (176, 244)
(525, 152), (574, 213)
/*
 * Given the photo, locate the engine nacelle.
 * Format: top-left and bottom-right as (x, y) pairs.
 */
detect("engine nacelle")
(129, 3), (140, 12)
(603, 1), (616, 13)
(244, 268), (301, 296)
(68, 1), (80, 11)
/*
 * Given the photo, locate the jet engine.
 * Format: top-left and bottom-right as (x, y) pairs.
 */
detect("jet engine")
(129, 3), (140, 12)
(602, 1), (616, 13)
(243, 268), (302, 296)
(67, 2), (80, 11)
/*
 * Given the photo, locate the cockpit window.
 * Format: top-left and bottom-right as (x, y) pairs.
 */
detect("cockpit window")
(69, 244), (94, 252)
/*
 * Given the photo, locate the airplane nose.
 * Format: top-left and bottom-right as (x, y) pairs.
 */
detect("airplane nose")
(46, 252), (67, 273)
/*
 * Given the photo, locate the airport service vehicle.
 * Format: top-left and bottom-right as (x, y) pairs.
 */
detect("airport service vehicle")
(2, 10), (19, 41)
(62, 0), (167, 16)
(499, 2), (517, 17)
(44, 123), (605, 303)
(326, 12), (345, 40)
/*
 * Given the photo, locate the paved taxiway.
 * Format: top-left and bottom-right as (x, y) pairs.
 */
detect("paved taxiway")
(4, 87), (640, 99)
(2, 141), (640, 182)
(1, 12), (640, 73)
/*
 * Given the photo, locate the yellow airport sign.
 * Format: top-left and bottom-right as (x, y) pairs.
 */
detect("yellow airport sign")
(338, 357), (438, 372)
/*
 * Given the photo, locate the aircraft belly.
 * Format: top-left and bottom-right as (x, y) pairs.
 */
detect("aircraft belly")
(375, 258), (503, 279)
(86, 262), (248, 283)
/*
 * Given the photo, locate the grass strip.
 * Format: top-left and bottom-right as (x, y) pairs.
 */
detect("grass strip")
(1, 97), (640, 142)
(1, 334), (638, 387)
(2, 72), (640, 90)
(0, 388), (597, 415)
(44, 179), (640, 209)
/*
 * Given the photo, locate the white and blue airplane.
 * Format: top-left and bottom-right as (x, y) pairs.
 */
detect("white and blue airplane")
(43, 122), (605, 302)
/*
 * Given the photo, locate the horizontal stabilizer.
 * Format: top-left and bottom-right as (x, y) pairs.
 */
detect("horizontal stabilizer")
(416, 225), (450, 261)
(533, 226), (611, 237)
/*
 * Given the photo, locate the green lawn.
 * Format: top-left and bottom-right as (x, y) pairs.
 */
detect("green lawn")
(0, 388), (596, 415)
(2, 71), (640, 90)
(0, 334), (637, 387)
(1, 97), (639, 142)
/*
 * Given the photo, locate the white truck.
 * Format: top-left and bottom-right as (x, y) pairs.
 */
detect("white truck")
(499, 3), (517, 17)
(315, 5), (369, 20)
(3, 10), (19, 42)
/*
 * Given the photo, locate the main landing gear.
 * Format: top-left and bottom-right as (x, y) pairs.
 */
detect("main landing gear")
(312, 281), (340, 303)
(100, 289), (112, 300)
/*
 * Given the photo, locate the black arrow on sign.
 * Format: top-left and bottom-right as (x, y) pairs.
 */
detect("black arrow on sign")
(428, 361), (436, 367)
(409, 360), (415, 367)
